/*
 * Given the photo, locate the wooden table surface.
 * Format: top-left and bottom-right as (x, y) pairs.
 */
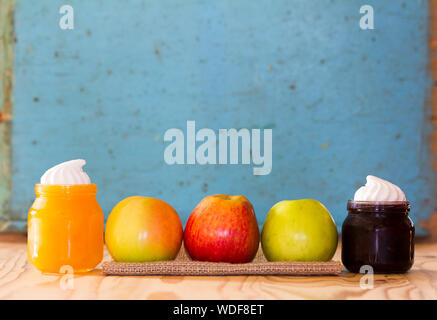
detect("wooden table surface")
(1, 233), (436, 300)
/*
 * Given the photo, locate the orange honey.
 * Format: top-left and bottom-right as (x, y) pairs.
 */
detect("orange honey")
(27, 184), (103, 273)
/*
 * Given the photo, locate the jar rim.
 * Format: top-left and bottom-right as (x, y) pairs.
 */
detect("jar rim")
(347, 200), (410, 213)
(35, 184), (97, 195)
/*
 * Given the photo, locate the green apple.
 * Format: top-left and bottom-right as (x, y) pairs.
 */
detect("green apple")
(261, 199), (338, 261)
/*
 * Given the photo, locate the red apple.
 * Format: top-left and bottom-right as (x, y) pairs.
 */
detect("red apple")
(184, 194), (260, 263)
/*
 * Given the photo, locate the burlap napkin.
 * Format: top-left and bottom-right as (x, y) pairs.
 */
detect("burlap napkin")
(102, 246), (343, 276)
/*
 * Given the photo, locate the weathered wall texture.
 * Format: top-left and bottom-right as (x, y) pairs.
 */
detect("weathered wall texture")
(1, 0), (436, 236)
(423, 0), (437, 240)
(0, 0), (14, 232)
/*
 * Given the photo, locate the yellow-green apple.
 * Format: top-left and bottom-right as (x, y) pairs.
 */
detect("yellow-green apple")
(184, 195), (259, 263)
(105, 196), (183, 262)
(261, 199), (338, 261)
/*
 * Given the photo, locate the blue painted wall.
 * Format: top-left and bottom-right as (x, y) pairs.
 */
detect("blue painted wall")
(10, 0), (435, 234)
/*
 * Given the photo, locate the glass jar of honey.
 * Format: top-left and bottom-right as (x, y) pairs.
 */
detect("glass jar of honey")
(341, 200), (414, 274)
(27, 184), (104, 273)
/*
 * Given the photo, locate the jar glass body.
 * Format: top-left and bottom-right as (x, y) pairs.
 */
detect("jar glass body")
(27, 184), (104, 273)
(341, 201), (414, 274)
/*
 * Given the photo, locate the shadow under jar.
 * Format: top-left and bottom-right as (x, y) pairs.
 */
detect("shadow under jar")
(341, 201), (414, 274)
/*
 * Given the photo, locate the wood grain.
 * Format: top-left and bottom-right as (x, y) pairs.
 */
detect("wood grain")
(0, 234), (436, 300)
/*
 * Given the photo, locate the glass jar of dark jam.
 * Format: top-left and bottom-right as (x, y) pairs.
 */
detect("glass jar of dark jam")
(341, 200), (414, 273)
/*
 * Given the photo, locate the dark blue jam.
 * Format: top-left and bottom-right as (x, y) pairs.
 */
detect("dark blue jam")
(341, 201), (414, 274)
